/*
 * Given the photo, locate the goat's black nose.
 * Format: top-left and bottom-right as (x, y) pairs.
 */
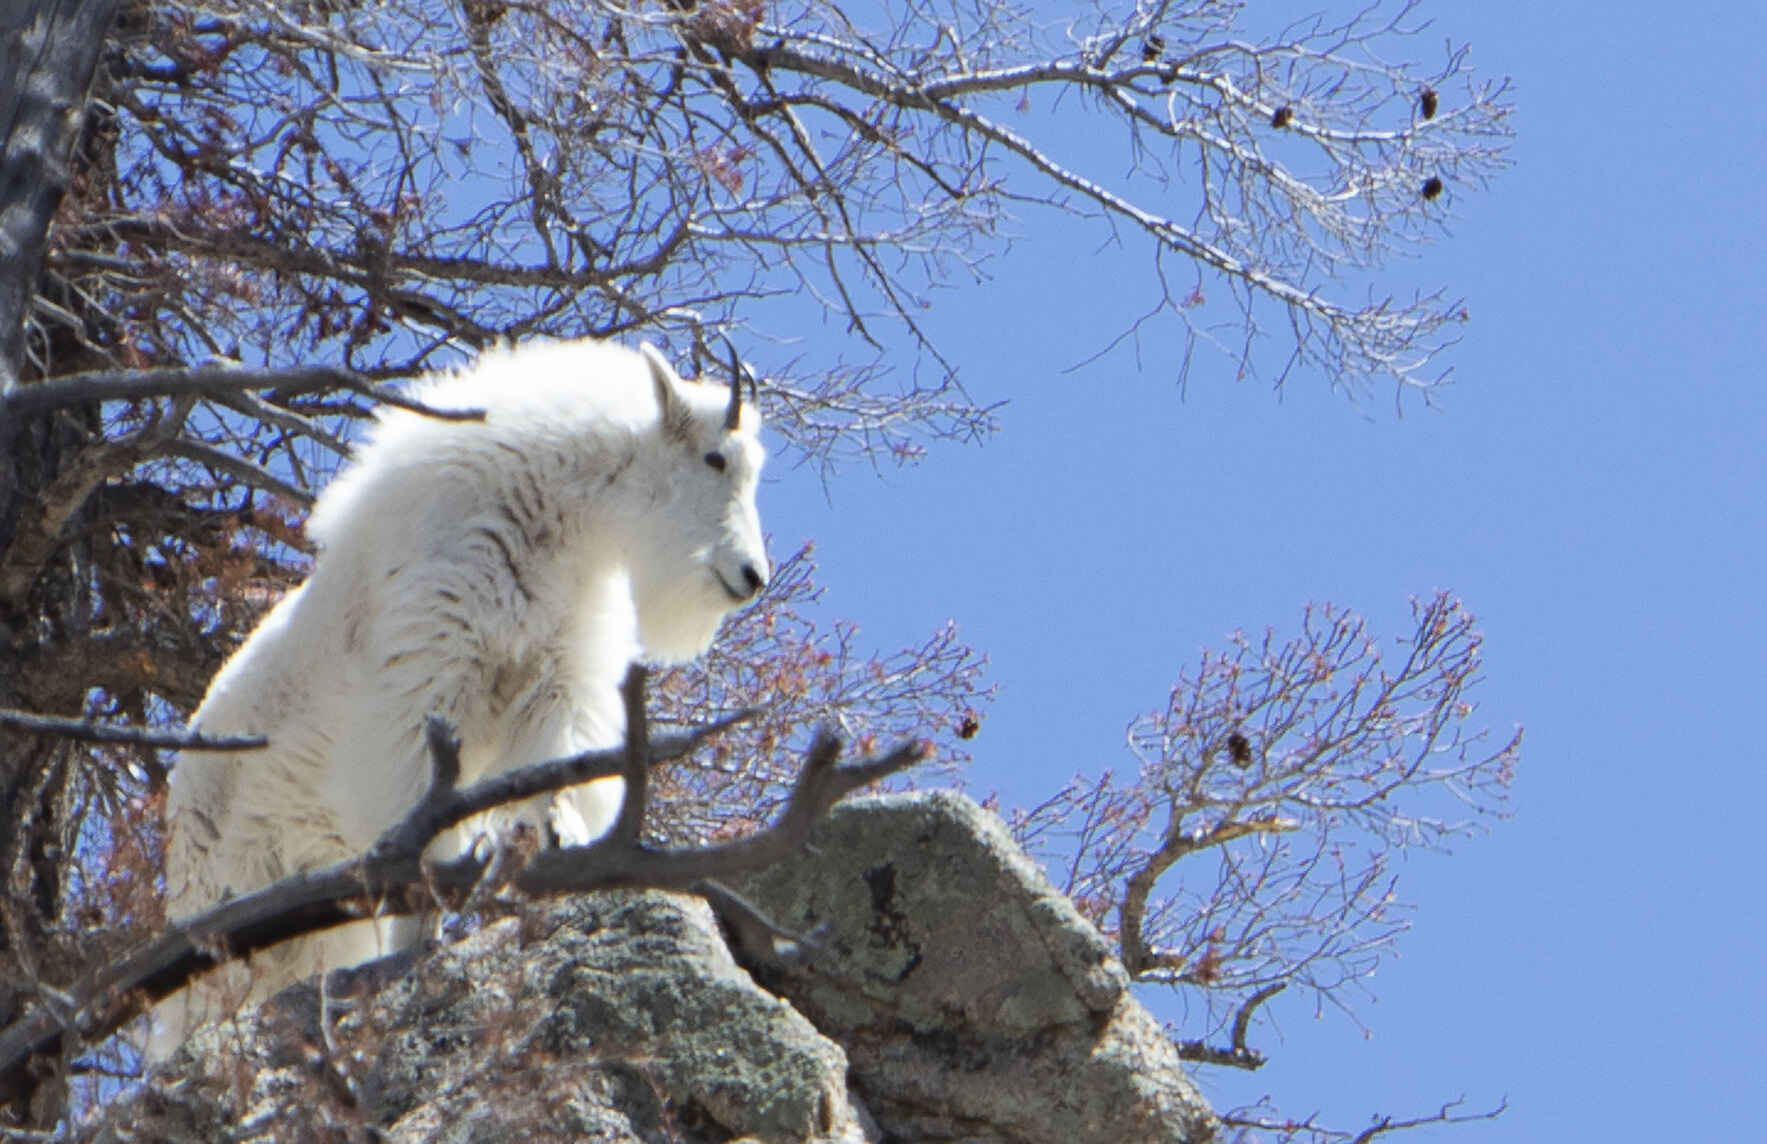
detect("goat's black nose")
(741, 563), (766, 595)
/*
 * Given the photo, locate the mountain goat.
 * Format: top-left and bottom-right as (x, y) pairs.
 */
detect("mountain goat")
(155, 338), (768, 1056)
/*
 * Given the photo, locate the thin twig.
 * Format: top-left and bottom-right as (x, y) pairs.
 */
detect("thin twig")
(0, 709), (266, 752)
(1348, 1097), (1509, 1143)
(159, 438), (316, 507)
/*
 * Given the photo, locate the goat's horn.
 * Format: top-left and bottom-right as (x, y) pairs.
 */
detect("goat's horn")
(724, 345), (743, 431)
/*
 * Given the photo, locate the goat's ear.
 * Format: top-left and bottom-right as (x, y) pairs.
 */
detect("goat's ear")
(640, 342), (691, 440)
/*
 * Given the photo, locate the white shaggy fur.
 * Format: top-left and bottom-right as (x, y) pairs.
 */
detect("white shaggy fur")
(154, 338), (767, 1057)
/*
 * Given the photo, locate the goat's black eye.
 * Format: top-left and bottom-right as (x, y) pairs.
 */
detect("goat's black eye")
(703, 451), (727, 472)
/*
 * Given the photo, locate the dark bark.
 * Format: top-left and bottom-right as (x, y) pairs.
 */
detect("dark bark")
(0, 0), (121, 392)
(0, 0), (123, 1127)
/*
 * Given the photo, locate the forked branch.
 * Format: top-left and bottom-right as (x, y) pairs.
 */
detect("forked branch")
(1119, 812), (1299, 978)
(0, 666), (923, 1074)
(1175, 981), (1286, 1070)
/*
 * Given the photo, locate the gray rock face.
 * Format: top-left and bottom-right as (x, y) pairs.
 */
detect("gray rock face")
(370, 892), (873, 1143)
(108, 792), (1216, 1143)
(729, 790), (1217, 1144)
(113, 893), (870, 1144)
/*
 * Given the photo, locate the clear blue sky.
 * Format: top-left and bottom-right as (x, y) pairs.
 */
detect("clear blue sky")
(765, 4), (1766, 1138)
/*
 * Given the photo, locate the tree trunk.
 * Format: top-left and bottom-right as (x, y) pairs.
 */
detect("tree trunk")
(0, 0), (122, 1127)
(0, 0), (120, 393)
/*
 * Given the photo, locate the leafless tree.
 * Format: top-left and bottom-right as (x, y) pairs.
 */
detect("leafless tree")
(0, 0), (1513, 1133)
(1010, 595), (1518, 1136)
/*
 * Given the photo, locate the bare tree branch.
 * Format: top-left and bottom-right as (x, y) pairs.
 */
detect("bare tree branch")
(0, 668), (922, 1074)
(0, 709), (264, 752)
(157, 439), (314, 507)
(0, 363), (483, 422)
(374, 703), (761, 858)
(1121, 813), (1300, 977)
(1174, 981), (1284, 1070)
(1013, 593), (1518, 1050)
(1220, 1095), (1508, 1144)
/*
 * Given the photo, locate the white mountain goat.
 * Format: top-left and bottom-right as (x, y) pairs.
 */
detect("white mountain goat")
(154, 338), (768, 1056)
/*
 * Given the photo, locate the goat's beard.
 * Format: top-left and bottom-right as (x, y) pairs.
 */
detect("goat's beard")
(633, 571), (736, 663)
